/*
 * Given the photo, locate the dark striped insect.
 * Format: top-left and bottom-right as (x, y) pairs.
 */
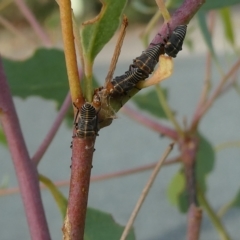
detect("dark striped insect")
(131, 43), (163, 77)
(109, 68), (145, 96)
(74, 103), (98, 138)
(164, 25), (187, 58)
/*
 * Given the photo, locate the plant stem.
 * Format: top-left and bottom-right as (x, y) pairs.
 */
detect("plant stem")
(198, 189), (231, 240)
(186, 204), (202, 240)
(0, 58), (51, 240)
(120, 143), (174, 240)
(155, 0), (171, 22)
(122, 105), (178, 140)
(32, 92), (72, 165)
(192, 58), (240, 129)
(62, 137), (96, 240)
(59, 0), (83, 105)
(14, 0), (51, 47)
(155, 84), (184, 137)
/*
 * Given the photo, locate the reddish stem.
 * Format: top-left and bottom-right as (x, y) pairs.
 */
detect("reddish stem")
(151, 0), (205, 46)
(122, 105), (178, 141)
(0, 58), (51, 239)
(186, 204), (202, 240)
(62, 137), (96, 240)
(32, 92), (72, 165)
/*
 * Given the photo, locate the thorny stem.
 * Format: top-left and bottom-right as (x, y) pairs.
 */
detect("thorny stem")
(13, 0), (51, 47)
(155, 84), (184, 137)
(0, 58), (51, 240)
(62, 137), (96, 240)
(32, 92), (72, 165)
(121, 105), (178, 141)
(120, 143), (174, 240)
(198, 189), (231, 240)
(59, 0), (83, 106)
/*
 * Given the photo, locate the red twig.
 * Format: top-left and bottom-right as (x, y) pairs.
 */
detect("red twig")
(122, 105), (178, 141)
(32, 92), (72, 165)
(151, 0), (205, 46)
(186, 204), (202, 240)
(0, 156), (180, 197)
(0, 58), (51, 240)
(62, 137), (96, 240)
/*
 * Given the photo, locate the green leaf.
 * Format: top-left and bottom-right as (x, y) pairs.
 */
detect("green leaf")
(39, 174), (68, 219)
(167, 169), (185, 205)
(202, 0), (240, 10)
(131, 89), (168, 119)
(2, 49), (68, 106)
(0, 128), (7, 146)
(85, 207), (135, 240)
(197, 11), (217, 60)
(196, 133), (215, 192)
(219, 8), (235, 46)
(81, 0), (127, 63)
(227, 189), (240, 209)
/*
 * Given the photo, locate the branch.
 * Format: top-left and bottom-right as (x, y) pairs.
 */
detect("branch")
(186, 204), (202, 240)
(14, 0), (51, 47)
(0, 57), (51, 240)
(198, 188), (231, 240)
(0, 156), (181, 197)
(62, 137), (96, 240)
(121, 105), (178, 141)
(32, 92), (72, 165)
(120, 143), (174, 240)
(59, 0), (83, 105)
(151, 0), (205, 46)
(191, 58), (240, 129)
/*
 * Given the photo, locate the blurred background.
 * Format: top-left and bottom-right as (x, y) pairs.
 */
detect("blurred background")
(1, 0), (240, 239)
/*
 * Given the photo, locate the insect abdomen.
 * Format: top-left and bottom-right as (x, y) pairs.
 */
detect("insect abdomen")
(132, 43), (163, 76)
(111, 68), (145, 95)
(164, 25), (187, 58)
(75, 103), (98, 138)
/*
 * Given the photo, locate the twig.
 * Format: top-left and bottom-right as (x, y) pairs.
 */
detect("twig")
(151, 0), (205, 46)
(155, 0), (171, 22)
(191, 11), (215, 130)
(13, 0), (51, 47)
(121, 105), (178, 141)
(198, 188), (231, 240)
(0, 15), (32, 43)
(0, 58), (51, 240)
(186, 204), (202, 240)
(32, 92), (72, 165)
(105, 15), (128, 85)
(120, 143), (174, 240)
(62, 137), (96, 240)
(155, 84), (184, 137)
(59, 0), (83, 105)
(192, 58), (240, 129)
(0, 156), (181, 197)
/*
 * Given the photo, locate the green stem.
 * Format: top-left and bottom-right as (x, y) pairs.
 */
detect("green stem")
(155, 84), (184, 137)
(198, 189), (231, 240)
